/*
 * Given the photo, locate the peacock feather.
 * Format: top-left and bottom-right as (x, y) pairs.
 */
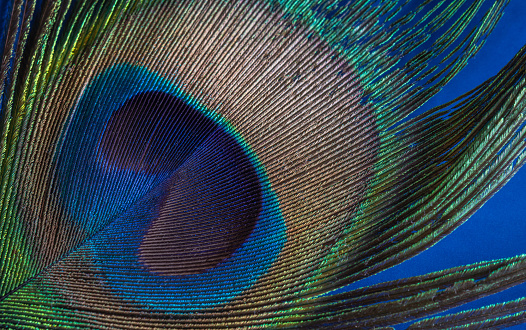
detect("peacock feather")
(0, 0), (525, 328)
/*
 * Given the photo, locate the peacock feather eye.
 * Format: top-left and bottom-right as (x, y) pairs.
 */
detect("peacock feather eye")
(1, 0), (526, 328)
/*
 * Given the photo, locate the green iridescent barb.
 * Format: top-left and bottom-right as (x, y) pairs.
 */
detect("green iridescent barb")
(0, 0), (525, 328)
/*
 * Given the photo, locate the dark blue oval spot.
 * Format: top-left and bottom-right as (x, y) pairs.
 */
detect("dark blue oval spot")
(97, 91), (261, 275)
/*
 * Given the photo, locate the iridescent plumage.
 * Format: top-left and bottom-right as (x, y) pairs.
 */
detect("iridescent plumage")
(0, 0), (525, 328)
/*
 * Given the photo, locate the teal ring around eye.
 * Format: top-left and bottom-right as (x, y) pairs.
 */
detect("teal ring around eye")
(55, 64), (286, 310)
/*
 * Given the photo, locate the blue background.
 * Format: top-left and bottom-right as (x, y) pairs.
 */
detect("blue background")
(347, 0), (526, 328)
